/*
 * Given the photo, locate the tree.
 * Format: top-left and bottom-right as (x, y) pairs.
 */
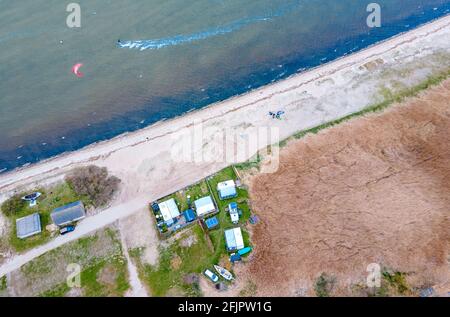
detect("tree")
(66, 165), (120, 208)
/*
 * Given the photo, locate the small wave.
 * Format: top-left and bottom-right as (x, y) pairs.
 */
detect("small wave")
(118, 1), (299, 51)
(118, 16), (272, 51)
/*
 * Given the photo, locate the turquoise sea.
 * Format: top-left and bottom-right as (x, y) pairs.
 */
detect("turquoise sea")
(0, 0), (449, 172)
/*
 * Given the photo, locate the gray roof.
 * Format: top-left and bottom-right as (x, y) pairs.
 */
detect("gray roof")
(51, 201), (86, 226)
(16, 213), (42, 239)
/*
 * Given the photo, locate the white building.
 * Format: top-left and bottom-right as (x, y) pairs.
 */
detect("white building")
(217, 180), (237, 200)
(194, 196), (216, 217)
(158, 198), (180, 223)
(224, 227), (244, 251)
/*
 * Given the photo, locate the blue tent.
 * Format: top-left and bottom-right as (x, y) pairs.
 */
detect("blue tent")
(183, 209), (196, 222)
(205, 216), (219, 229)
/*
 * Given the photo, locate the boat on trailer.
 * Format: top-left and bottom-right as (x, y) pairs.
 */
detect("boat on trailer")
(22, 192), (41, 201)
(214, 265), (234, 281)
(21, 192), (42, 207)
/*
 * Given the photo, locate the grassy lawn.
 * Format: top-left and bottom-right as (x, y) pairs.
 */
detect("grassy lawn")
(134, 225), (216, 296)
(206, 166), (251, 226)
(0, 275), (6, 291)
(6, 182), (87, 252)
(206, 167), (252, 252)
(11, 227), (129, 297)
(157, 180), (210, 213)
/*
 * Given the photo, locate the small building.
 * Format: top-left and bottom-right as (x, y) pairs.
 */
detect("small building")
(205, 216), (219, 230)
(16, 213), (42, 239)
(217, 180), (237, 200)
(194, 196), (216, 217)
(183, 209), (197, 223)
(158, 198), (180, 226)
(228, 202), (239, 224)
(224, 227), (244, 251)
(51, 201), (86, 227)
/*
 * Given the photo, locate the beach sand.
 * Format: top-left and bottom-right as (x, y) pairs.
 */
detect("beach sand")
(0, 15), (449, 235)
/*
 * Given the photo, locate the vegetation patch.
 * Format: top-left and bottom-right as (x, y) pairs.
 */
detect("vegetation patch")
(10, 227), (129, 297)
(133, 226), (216, 297)
(314, 273), (336, 297)
(65, 165), (120, 208)
(3, 182), (85, 252)
(0, 275), (6, 291)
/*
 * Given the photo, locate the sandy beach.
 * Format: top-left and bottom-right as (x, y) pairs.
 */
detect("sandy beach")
(1, 15), (449, 210)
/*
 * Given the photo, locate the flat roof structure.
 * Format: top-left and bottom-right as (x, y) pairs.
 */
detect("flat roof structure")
(194, 196), (215, 217)
(158, 198), (180, 222)
(224, 227), (244, 251)
(16, 213), (42, 239)
(51, 201), (86, 227)
(217, 180), (237, 200)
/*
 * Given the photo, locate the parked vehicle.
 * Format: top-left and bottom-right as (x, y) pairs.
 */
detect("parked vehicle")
(60, 225), (75, 235)
(204, 269), (219, 283)
(151, 202), (160, 214)
(229, 253), (242, 263)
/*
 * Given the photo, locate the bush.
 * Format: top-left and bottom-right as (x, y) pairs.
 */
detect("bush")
(314, 273), (335, 297)
(1, 194), (26, 217)
(65, 165), (120, 208)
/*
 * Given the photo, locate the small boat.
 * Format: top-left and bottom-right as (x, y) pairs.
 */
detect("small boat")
(214, 265), (233, 281)
(238, 247), (252, 256)
(22, 192), (41, 201)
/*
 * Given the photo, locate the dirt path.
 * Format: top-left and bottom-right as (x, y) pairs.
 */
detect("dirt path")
(247, 80), (450, 296)
(119, 221), (149, 297)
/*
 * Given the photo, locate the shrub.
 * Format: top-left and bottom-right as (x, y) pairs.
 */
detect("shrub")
(314, 273), (335, 297)
(1, 194), (26, 217)
(65, 165), (120, 208)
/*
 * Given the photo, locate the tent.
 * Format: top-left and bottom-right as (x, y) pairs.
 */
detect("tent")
(217, 180), (237, 200)
(205, 216), (219, 229)
(194, 196), (215, 217)
(224, 227), (244, 251)
(183, 209), (196, 223)
(158, 198), (180, 222)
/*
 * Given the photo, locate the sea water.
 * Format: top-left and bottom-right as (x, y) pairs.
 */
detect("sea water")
(0, 0), (449, 172)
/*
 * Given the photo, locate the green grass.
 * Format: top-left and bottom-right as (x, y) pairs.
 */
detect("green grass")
(40, 255), (129, 297)
(40, 283), (70, 297)
(20, 227), (129, 297)
(206, 166), (251, 226)
(0, 275), (6, 291)
(80, 255), (129, 297)
(6, 182), (87, 252)
(137, 225), (216, 297)
(157, 180), (210, 213)
(206, 166), (252, 253)
(382, 271), (410, 295)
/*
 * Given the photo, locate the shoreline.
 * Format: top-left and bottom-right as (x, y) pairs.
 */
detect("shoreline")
(1, 14), (450, 199)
